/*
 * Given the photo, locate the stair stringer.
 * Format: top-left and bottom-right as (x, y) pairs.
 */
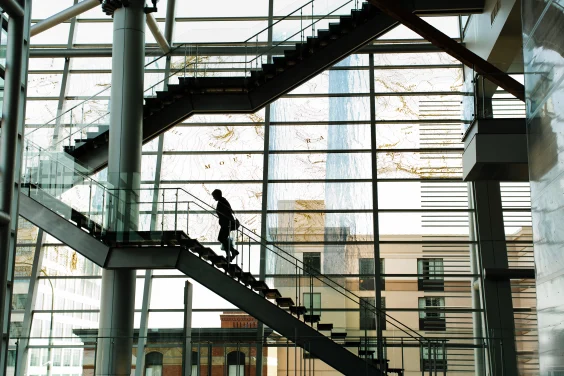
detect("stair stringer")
(177, 249), (382, 376)
(105, 246), (383, 376)
(18, 193), (110, 266)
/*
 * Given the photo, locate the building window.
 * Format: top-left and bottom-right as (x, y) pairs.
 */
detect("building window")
(360, 297), (386, 330)
(303, 292), (321, 317)
(418, 297), (446, 331)
(417, 258), (444, 291)
(145, 351), (163, 376)
(421, 345), (447, 372)
(303, 252), (321, 275)
(227, 351), (245, 376)
(191, 351), (199, 376)
(359, 258), (385, 291)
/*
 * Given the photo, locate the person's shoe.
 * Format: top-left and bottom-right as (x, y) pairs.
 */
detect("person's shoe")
(229, 249), (239, 262)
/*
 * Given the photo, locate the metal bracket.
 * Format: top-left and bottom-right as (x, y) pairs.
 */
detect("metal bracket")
(144, 0), (157, 13)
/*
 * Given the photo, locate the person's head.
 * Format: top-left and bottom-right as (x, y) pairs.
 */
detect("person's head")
(211, 189), (222, 201)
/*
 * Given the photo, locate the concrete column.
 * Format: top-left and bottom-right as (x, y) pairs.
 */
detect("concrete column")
(96, 1), (145, 374)
(472, 181), (518, 375)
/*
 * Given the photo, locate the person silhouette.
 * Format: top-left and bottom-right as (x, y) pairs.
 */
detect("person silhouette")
(211, 189), (239, 262)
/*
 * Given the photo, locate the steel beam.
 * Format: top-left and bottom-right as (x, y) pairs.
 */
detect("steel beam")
(471, 181), (518, 375)
(146, 13), (171, 53)
(368, 0), (525, 101)
(0, 0), (23, 17)
(30, 0), (99, 36)
(163, 0), (176, 44)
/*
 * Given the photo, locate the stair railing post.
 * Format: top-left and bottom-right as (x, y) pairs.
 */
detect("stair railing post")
(184, 44), (187, 78)
(195, 44), (199, 79)
(88, 179), (93, 229)
(68, 108), (73, 149)
(255, 35), (259, 70)
(311, 0), (314, 37)
(300, 8), (303, 44)
(244, 41), (247, 81)
(174, 188), (179, 236)
(239, 226), (244, 270)
(428, 340), (432, 376)
(161, 188), (165, 241)
(442, 339), (446, 376)
(186, 201), (190, 235)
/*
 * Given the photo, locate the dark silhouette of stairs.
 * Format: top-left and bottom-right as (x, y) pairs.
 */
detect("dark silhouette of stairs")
(63, 0), (484, 173)
(19, 188), (390, 374)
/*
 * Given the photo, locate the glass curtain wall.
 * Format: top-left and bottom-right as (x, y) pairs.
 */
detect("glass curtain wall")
(8, 1), (538, 375)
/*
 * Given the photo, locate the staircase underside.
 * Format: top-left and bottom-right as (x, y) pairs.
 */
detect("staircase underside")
(18, 193), (383, 375)
(67, 0), (484, 173)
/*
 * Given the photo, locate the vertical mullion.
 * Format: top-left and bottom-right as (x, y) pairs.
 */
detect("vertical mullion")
(368, 53), (384, 367)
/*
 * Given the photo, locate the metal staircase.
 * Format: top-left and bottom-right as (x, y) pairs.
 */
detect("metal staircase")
(26, 0), (484, 174)
(17, 140), (447, 375)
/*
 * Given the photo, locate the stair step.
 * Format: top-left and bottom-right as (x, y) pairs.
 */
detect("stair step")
(180, 237), (200, 249)
(317, 323), (333, 331)
(272, 57), (286, 72)
(264, 288), (282, 299)
(194, 247), (217, 260)
(304, 314), (321, 324)
(290, 305), (307, 316)
(156, 90), (175, 104)
(250, 280), (269, 292)
(261, 63), (276, 79)
(359, 349), (375, 356)
(317, 29), (331, 46)
(145, 97), (164, 111)
(331, 331), (347, 339)
(226, 263), (243, 277)
(306, 37), (319, 52)
(208, 255), (229, 267)
(329, 22), (343, 37)
(275, 297), (295, 307)
(240, 272), (256, 286)
(344, 340), (361, 347)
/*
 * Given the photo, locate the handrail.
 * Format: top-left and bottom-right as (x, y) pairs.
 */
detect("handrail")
(243, 0), (315, 44)
(247, 0), (354, 70)
(26, 41), (192, 137)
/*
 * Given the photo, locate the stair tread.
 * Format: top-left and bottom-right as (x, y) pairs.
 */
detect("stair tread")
(290, 305), (307, 315)
(275, 297), (295, 307)
(304, 314), (321, 323)
(317, 323), (333, 331)
(331, 331), (347, 338)
(250, 280), (269, 291)
(264, 288), (282, 299)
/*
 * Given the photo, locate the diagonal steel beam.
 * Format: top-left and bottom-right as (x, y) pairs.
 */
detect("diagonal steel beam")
(30, 0), (99, 36)
(368, 0), (525, 102)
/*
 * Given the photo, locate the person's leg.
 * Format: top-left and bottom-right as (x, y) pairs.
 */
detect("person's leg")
(218, 225), (238, 261)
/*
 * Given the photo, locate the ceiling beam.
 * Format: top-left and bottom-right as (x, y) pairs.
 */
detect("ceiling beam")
(368, 0), (525, 102)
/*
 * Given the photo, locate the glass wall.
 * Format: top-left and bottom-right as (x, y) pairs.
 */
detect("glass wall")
(7, 1), (538, 375)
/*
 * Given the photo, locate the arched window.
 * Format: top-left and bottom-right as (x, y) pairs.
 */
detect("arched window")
(191, 351), (199, 376)
(145, 352), (163, 376)
(227, 351), (245, 376)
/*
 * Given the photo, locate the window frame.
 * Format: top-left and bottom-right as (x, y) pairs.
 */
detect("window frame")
(417, 258), (445, 291)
